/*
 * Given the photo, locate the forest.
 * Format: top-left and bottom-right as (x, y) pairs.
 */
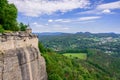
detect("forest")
(38, 32), (120, 54)
(38, 32), (120, 80)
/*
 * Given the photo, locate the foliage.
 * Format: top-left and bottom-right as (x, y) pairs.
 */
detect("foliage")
(38, 42), (53, 53)
(4, 30), (13, 33)
(0, 25), (4, 33)
(42, 52), (113, 80)
(38, 32), (120, 80)
(19, 23), (27, 31)
(39, 42), (113, 80)
(0, 0), (19, 31)
(38, 42), (46, 53)
(38, 32), (120, 54)
(86, 50), (120, 80)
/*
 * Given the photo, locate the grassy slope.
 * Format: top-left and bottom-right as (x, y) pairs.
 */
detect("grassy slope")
(63, 53), (87, 60)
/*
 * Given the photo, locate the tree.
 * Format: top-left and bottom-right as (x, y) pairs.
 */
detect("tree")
(0, 0), (19, 31)
(19, 23), (27, 31)
(49, 74), (62, 80)
(0, 25), (4, 33)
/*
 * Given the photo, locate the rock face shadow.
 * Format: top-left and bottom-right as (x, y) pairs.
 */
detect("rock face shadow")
(0, 32), (47, 80)
(17, 48), (31, 80)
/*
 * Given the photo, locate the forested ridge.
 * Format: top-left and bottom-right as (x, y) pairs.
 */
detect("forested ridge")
(38, 32), (120, 80)
(38, 32), (120, 54)
(39, 42), (120, 80)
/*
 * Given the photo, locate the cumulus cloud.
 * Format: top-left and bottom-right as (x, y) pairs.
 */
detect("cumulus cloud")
(8, 0), (90, 17)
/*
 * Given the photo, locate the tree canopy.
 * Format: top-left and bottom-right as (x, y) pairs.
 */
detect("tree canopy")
(19, 23), (27, 31)
(0, 25), (4, 33)
(0, 0), (19, 31)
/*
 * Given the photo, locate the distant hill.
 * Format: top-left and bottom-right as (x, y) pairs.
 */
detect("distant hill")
(34, 32), (64, 36)
(36, 32), (120, 37)
(37, 32), (120, 53)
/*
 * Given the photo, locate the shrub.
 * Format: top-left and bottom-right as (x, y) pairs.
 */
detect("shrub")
(0, 25), (4, 33)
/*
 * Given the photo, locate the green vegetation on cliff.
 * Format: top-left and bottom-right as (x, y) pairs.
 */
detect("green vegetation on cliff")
(0, 0), (28, 32)
(0, 25), (4, 33)
(19, 23), (28, 31)
(38, 32), (120, 79)
(39, 42), (115, 80)
(0, 0), (19, 31)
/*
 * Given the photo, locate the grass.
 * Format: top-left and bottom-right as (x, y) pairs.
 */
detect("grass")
(4, 30), (13, 33)
(63, 53), (87, 60)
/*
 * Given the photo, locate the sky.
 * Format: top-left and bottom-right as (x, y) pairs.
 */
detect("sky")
(8, 0), (120, 33)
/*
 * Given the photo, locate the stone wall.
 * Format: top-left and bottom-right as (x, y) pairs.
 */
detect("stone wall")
(0, 32), (47, 80)
(0, 32), (38, 51)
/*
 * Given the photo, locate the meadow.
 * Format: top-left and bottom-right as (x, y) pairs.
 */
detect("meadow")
(63, 53), (87, 60)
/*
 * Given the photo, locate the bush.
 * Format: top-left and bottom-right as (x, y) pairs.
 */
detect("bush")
(19, 23), (27, 31)
(49, 74), (62, 80)
(0, 25), (4, 33)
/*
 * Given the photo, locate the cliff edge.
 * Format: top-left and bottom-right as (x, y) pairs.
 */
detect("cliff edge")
(0, 32), (47, 80)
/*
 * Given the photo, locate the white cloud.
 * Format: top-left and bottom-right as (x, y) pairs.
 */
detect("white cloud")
(48, 19), (53, 22)
(63, 27), (69, 30)
(31, 22), (70, 32)
(32, 22), (38, 25)
(79, 16), (101, 21)
(79, 9), (113, 14)
(79, 1), (120, 15)
(97, 1), (120, 10)
(55, 19), (71, 23)
(102, 9), (111, 14)
(8, 0), (90, 17)
(48, 19), (71, 23)
(48, 16), (101, 24)
(31, 22), (46, 32)
(79, 10), (96, 14)
(77, 20), (95, 23)
(54, 19), (63, 22)
(52, 25), (70, 30)
(31, 22), (44, 28)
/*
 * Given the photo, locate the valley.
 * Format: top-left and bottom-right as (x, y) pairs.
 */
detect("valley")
(38, 32), (120, 80)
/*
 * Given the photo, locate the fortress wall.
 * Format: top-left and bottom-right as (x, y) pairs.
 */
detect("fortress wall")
(0, 32), (38, 51)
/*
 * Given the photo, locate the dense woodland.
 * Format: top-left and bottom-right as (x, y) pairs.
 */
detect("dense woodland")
(38, 32), (120, 54)
(38, 32), (120, 80)
(39, 42), (120, 80)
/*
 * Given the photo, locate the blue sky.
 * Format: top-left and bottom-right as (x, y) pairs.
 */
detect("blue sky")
(8, 0), (120, 33)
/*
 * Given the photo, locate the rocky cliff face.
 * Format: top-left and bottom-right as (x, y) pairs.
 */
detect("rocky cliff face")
(0, 32), (47, 80)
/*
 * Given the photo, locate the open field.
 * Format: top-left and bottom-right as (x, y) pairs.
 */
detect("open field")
(63, 53), (87, 60)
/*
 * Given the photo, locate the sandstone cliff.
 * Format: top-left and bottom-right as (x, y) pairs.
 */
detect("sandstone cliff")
(0, 32), (47, 80)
